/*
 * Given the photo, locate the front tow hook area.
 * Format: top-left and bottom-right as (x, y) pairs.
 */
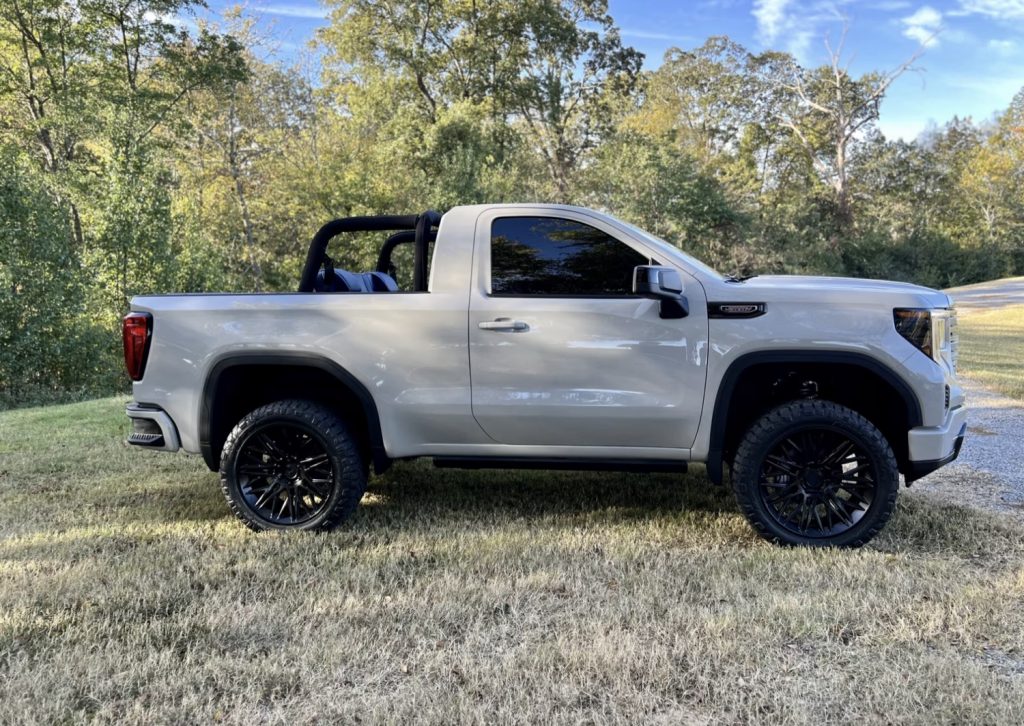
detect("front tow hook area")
(907, 422), (966, 483)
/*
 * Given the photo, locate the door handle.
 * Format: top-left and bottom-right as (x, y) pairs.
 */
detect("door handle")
(478, 317), (529, 332)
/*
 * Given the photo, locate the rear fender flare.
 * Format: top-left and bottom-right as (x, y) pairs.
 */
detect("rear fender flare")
(199, 352), (388, 473)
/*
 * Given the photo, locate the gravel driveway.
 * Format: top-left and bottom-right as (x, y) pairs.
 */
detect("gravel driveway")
(911, 279), (1024, 518)
(912, 378), (1024, 518)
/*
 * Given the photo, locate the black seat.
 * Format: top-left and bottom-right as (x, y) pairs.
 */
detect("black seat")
(314, 268), (399, 293)
(361, 271), (399, 292)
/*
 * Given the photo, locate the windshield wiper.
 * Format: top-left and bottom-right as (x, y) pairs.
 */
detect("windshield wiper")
(724, 273), (759, 283)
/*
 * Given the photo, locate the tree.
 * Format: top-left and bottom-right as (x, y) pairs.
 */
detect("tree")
(583, 131), (751, 271)
(503, 0), (642, 200)
(0, 0), (245, 247)
(319, 0), (642, 201)
(958, 90), (1024, 274)
(776, 30), (922, 235)
(0, 147), (108, 404)
(180, 15), (316, 290)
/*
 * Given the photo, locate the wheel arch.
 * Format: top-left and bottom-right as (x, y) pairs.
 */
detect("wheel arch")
(706, 350), (923, 484)
(199, 352), (388, 474)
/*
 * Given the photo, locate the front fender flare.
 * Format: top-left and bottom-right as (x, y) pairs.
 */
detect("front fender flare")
(704, 350), (923, 484)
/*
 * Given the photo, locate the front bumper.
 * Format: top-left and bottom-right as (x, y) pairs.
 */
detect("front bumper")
(126, 403), (181, 452)
(906, 404), (967, 482)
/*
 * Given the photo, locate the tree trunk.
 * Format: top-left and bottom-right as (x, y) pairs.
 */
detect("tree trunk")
(70, 202), (84, 248)
(232, 171), (261, 291)
(227, 99), (262, 291)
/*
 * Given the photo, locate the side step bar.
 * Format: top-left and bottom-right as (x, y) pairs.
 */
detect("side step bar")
(433, 457), (687, 474)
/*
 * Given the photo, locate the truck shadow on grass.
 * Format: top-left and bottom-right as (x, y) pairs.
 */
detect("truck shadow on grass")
(59, 457), (1024, 558)
(356, 461), (1023, 556)
(366, 460), (736, 520)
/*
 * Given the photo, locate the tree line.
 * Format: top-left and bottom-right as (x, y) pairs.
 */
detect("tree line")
(1, 0), (1022, 407)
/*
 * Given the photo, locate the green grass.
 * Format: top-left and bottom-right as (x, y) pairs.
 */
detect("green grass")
(958, 305), (1024, 400)
(2, 399), (1024, 723)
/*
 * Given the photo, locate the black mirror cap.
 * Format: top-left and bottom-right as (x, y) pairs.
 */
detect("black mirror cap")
(633, 265), (688, 319)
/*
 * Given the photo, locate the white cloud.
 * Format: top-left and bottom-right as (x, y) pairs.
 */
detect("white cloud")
(753, 0), (795, 42)
(903, 5), (943, 26)
(252, 4), (329, 20)
(987, 38), (1019, 55)
(957, 1), (1024, 20)
(901, 5), (943, 46)
(143, 10), (184, 27)
(620, 28), (697, 43)
(877, 117), (928, 141)
(946, 70), (1024, 98)
(750, 0), (842, 61)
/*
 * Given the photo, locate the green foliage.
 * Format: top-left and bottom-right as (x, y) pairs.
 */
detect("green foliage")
(584, 131), (754, 271)
(0, 0), (1021, 406)
(0, 149), (109, 406)
(320, 0), (642, 201)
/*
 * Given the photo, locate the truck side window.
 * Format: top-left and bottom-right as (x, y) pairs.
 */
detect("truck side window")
(490, 216), (649, 296)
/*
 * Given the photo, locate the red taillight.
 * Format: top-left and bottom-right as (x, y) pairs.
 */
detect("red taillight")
(123, 312), (152, 381)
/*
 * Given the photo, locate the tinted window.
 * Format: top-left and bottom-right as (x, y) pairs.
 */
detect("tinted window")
(490, 217), (649, 295)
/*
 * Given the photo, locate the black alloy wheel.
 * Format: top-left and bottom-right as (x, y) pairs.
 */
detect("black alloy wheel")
(233, 421), (335, 525)
(758, 426), (876, 538)
(732, 399), (900, 548)
(219, 400), (366, 531)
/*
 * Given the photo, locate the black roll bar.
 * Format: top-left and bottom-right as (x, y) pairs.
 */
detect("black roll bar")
(413, 213), (432, 291)
(298, 211), (441, 293)
(376, 229), (440, 282)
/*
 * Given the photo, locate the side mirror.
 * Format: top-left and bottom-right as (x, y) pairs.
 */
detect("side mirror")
(633, 265), (689, 319)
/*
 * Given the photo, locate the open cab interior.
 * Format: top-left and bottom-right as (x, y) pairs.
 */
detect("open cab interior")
(299, 211), (441, 294)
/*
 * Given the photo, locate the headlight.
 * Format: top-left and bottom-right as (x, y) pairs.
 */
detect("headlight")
(933, 308), (956, 371)
(894, 307), (956, 370)
(894, 308), (932, 358)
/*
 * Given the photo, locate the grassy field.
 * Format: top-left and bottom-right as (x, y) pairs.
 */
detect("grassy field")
(957, 304), (1024, 401)
(2, 328), (1024, 723)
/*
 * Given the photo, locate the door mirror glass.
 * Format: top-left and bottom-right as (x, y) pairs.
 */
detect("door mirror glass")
(633, 266), (689, 319)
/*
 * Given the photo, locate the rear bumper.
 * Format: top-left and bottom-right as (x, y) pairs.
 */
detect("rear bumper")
(906, 404), (967, 482)
(126, 403), (181, 452)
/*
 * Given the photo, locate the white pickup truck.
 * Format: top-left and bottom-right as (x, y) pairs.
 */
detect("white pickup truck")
(123, 204), (965, 547)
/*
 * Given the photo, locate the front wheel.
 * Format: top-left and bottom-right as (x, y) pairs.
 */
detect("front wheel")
(219, 400), (366, 531)
(731, 400), (899, 548)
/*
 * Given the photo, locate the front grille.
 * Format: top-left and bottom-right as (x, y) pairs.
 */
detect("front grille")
(945, 385), (950, 410)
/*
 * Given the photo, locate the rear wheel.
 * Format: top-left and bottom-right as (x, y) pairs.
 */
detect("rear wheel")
(731, 400), (899, 548)
(219, 400), (366, 531)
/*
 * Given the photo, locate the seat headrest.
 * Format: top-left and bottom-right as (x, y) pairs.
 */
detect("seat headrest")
(315, 268), (366, 292)
(314, 268), (399, 293)
(362, 272), (399, 292)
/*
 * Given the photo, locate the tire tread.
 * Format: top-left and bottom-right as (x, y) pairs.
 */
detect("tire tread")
(218, 399), (366, 532)
(731, 399), (899, 548)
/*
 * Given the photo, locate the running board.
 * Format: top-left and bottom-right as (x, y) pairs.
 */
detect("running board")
(432, 457), (687, 473)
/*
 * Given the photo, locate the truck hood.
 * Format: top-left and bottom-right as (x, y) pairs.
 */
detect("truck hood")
(718, 275), (952, 308)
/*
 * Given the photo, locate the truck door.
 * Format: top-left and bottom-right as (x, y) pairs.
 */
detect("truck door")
(467, 209), (708, 449)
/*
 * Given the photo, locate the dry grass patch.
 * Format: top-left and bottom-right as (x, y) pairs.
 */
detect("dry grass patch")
(957, 304), (1024, 400)
(2, 398), (1024, 724)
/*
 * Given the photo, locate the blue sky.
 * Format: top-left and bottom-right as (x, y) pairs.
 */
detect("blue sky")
(206, 0), (1024, 140)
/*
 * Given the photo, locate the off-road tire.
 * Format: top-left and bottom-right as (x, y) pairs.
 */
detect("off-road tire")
(219, 399), (366, 532)
(731, 399), (899, 548)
